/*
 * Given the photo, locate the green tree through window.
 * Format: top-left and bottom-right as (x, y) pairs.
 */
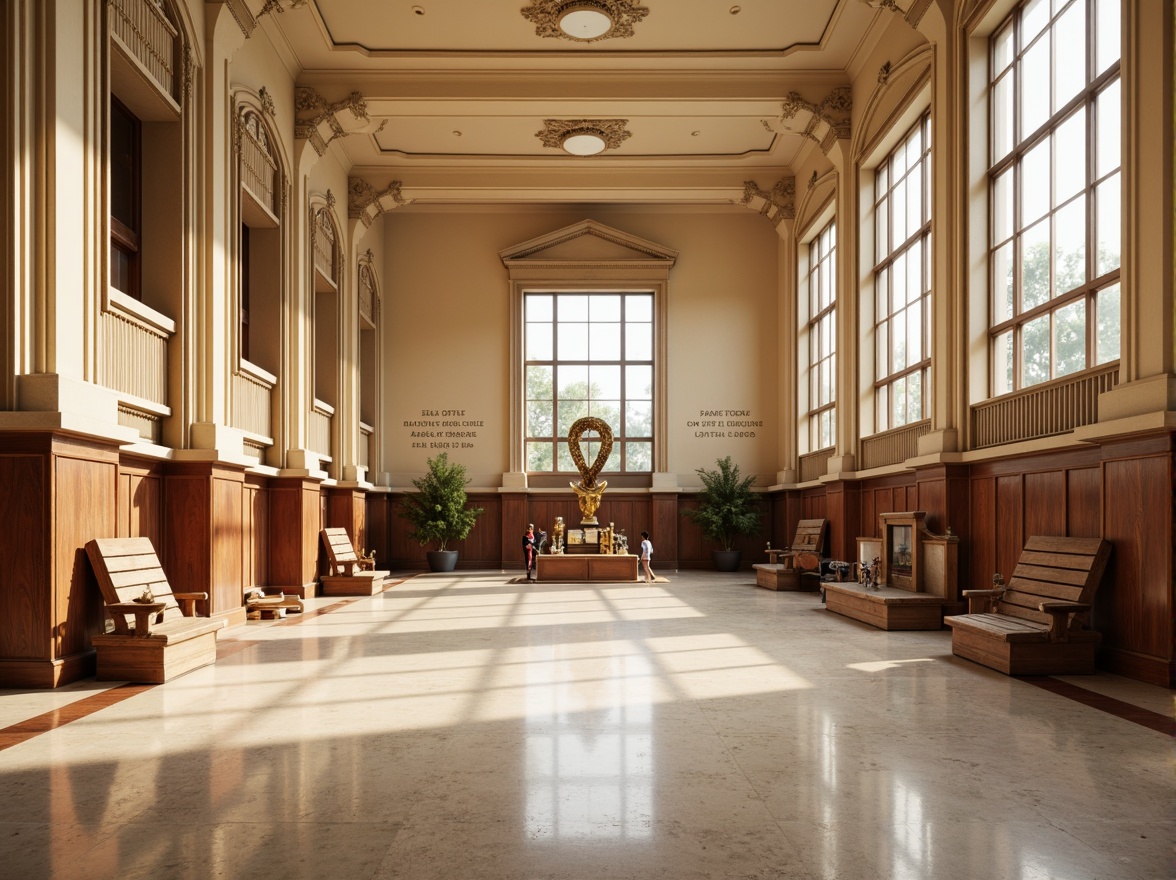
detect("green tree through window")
(525, 293), (653, 473)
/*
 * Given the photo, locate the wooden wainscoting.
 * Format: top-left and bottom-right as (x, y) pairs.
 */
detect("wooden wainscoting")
(0, 432), (120, 688)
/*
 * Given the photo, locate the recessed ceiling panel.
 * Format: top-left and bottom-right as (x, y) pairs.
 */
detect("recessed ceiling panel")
(368, 114), (779, 158)
(310, 0), (842, 55)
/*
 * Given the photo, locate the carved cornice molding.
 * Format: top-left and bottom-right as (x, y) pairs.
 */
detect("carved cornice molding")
(777, 87), (852, 155)
(521, 0), (650, 42)
(738, 176), (795, 228)
(222, 0), (256, 38)
(258, 86), (276, 118)
(295, 88), (375, 156)
(536, 119), (632, 152)
(349, 178), (412, 228)
(257, 0), (308, 19)
(858, 0), (933, 29)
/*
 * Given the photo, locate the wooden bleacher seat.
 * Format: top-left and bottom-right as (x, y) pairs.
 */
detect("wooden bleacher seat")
(945, 536), (1112, 675)
(85, 537), (225, 683)
(752, 518), (827, 590)
(320, 528), (390, 596)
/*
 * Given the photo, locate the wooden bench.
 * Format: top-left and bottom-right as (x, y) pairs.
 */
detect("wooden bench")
(86, 537), (225, 683)
(823, 512), (959, 630)
(244, 587), (304, 620)
(320, 528), (390, 596)
(752, 518), (827, 590)
(945, 536), (1111, 675)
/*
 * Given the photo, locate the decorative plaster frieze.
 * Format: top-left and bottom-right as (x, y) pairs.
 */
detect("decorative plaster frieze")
(738, 177), (795, 228)
(295, 88), (374, 157)
(521, 0), (649, 42)
(536, 119), (632, 152)
(182, 44), (194, 101)
(223, 0), (256, 38)
(257, 0), (308, 18)
(258, 86), (276, 118)
(348, 179), (412, 228)
(858, 0), (933, 29)
(777, 87), (852, 155)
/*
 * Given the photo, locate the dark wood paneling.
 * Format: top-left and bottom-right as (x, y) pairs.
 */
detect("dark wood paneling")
(652, 494), (679, 566)
(1024, 470), (1066, 537)
(1101, 456), (1170, 662)
(55, 456), (116, 658)
(969, 477), (996, 590)
(212, 475), (243, 615)
(995, 474), (1023, 584)
(0, 455), (46, 660)
(243, 476), (268, 589)
(365, 493), (390, 570)
(1066, 467), (1101, 537)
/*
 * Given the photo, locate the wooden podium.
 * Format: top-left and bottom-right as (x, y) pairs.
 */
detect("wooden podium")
(535, 554), (639, 583)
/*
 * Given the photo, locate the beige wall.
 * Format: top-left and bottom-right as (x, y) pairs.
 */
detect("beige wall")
(382, 207), (781, 489)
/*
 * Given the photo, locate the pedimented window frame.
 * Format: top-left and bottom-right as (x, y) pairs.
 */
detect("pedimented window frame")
(500, 220), (678, 489)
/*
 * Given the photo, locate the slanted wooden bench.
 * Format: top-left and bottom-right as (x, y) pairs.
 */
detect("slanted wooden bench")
(752, 518), (827, 590)
(945, 536), (1111, 675)
(320, 528), (390, 596)
(86, 537), (224, 683)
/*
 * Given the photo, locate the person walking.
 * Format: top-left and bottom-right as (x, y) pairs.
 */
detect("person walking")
(639, 531), (654, 584)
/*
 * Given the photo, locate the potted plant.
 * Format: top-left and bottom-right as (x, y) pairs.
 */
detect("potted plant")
(399, 452), (484, 572)
(681, 455), (761, 571)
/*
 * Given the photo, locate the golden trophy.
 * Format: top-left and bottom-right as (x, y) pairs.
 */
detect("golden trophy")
(567, 416), (613, 526)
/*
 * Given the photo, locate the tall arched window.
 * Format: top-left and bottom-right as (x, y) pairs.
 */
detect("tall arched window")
(987, 0), (1121, 393)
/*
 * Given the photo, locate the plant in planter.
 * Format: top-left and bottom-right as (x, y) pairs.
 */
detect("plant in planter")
(399, 452), (484, 572)
(681, 455), (761, 571)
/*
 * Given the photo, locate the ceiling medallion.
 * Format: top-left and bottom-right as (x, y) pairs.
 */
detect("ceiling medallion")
(537, 119), (632, 156)
(521, 0), (649, 42)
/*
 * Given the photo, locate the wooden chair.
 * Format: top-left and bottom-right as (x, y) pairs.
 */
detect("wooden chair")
(752, 518), (827, 590)
(320, 528), (390, 596)
(85, 537), (224, 683)
(944, 536), (1112, 675)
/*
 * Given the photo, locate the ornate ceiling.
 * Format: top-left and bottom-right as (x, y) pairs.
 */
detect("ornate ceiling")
(258, 0), (886, 204)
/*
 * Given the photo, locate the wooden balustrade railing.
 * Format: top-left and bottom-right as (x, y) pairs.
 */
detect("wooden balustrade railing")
(309, 400), (333, 462)
(359, 421), (374, 471)
(971, 363), (1118, 448)
(102, 310), (169, 407)
(232, 367), (275, 443)
(314, 212), (336, 284)
(859, 419), (930, 470)
(240, 115), (277, 214)
(109, 0), (177, 99)
(798, 447), (834, 483)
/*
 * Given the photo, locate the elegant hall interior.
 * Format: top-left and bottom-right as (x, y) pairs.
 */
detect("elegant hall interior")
(0, 0), (1173, 877)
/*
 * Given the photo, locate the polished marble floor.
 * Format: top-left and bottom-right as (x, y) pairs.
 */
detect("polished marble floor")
(1, 571), (1172, 880)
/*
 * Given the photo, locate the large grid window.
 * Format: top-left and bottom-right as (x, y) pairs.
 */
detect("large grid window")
(805, 221), (837, 451)
(988, 0), (1120, 393)
(525, 293), (653, 474)
(873, 113), (932, 432)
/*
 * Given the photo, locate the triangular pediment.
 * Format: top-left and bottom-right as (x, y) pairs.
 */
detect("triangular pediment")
(499, 220), (678, 268)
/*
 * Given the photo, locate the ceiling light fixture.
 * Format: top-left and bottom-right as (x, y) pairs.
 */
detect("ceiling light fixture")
(537, 119), (632, 155)
(561, 129), (608, 155)
(521, 0), (649, 43)
(558, 3), (614, 39)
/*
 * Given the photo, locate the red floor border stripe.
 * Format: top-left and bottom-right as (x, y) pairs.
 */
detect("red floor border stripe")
(1021, 676), (1174, 736)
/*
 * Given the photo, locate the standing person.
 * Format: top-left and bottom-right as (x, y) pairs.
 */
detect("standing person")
(639, 531), (654, 584)
(523, 525), (536, 582)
